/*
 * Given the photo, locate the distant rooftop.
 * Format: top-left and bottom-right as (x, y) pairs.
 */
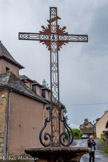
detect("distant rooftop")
(0, 41), (24, 69)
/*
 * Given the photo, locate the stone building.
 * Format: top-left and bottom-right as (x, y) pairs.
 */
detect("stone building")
(80, 119), (96, 137)
(0, 42), (65, 157)
(96, 110), (108, 138)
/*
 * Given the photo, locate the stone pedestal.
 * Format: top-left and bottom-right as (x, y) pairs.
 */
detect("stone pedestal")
(25, 147), (91, 162)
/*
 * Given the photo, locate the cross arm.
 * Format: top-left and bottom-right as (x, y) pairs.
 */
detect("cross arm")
(19, 32), (50, 41)
(58, 34), (88, 42)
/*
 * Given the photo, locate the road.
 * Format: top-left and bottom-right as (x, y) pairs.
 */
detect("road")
(71, 139), (108, 162)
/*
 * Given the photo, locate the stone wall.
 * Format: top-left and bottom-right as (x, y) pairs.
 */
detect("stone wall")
(0, 59), (19, 77)
(0, 89), (8, 157)
(96, 111), (108, 138)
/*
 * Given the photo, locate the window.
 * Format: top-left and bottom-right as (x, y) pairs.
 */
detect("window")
(6, 67), (10, 73)
(32, 84), (37, 93)
(105, 121), (108, 129)
(42, 89), (46, 98)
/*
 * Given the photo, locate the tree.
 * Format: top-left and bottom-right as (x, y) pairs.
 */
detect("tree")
(42, 79), (49, 88)
(67, 128), (83, 138)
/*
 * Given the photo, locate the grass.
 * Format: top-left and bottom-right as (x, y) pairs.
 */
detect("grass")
(104, 145), (108, 156)
(99, 138), (108, 157)
(104, 152), (108, 157)
(99, 138), (104, 144)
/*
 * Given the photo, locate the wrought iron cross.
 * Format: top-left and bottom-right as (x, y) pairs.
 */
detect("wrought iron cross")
(19, 7), (88, 147)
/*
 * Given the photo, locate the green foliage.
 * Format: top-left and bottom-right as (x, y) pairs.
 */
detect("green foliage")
(104, 143), (108, 156)
(105, 145), (108, 153)
(104, 132), (108, 139)
(100, 132), (104, 137)
(42, 79), (49, 88)
(99, 138), (108, 156)
(79, 132), (83, 137)
(99, 138), (104, 144)
(66, 128), (83, 138)
(72, 128), (83, 137)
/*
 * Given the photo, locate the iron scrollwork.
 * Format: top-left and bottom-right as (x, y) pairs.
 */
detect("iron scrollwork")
(59, 106), (74, 146)
(39, 105), (74, 147)
(39, 107), (51, 147)
(60, 118), (74, 146)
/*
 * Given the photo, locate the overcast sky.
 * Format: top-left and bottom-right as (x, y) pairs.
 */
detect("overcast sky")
(0, 0), (108, 127)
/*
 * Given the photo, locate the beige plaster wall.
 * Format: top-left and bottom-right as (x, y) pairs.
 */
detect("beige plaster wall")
(8, 92), (45, 156)
(96, 111), (108, 138)
(0, 59), (19, 77)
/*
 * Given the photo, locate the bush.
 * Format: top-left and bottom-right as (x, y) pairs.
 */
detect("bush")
(105, 146), (108, 153)
(66, 128), (83, 138)
(100, 132), (104, 138)
(79, 132), (83, 137)
(104, 132), (108, 139)
(72, 128), (83, 137)
(99, 138), (108, 156)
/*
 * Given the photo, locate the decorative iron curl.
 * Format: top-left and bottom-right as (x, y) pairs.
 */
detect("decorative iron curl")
(39, 107), (51, 147)
(39, 117), (51, 147)
(59, 114), (74, 146)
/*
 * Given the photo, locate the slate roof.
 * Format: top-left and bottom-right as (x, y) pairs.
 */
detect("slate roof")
(42, 86), (51, 92)
(20, 75), (43, 87)
(0, 73), (47, 104)
(80, 119), (95, 128)
(20, 75), (34, 82)
(20, 75), (66, 108)
(19, 75), (66, 109)
(0, 41), (24, 69)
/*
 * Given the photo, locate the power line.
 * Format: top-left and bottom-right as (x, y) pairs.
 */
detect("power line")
(65, 102), (108, 106)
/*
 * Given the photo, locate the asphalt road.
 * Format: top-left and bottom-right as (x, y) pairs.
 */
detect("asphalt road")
(71, 139), (108, 162)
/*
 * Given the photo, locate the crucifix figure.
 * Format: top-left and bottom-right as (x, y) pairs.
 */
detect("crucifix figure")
(19, 7), (88, 147)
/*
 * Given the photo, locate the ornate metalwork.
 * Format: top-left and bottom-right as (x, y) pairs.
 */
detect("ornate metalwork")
(39, 107), (51, 147)
(59, 107), (74, 146)
(19, 7), (88, 147)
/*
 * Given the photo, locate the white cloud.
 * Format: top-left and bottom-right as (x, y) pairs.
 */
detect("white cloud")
(70, 123), (79, 129)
